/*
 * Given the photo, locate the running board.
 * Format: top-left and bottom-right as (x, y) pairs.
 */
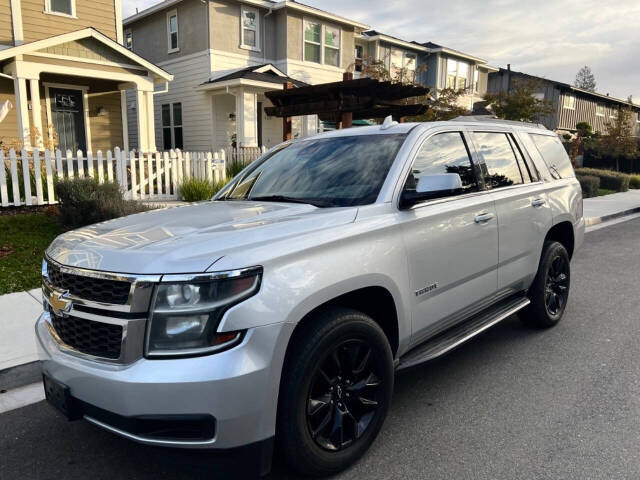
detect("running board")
(397, 296), (530, 371)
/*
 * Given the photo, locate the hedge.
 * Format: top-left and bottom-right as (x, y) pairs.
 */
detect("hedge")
(575, 168), (630, 192)
(630, 175), (640, 189)
(576, 175), (600, 198)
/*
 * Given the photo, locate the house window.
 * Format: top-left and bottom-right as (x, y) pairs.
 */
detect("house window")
(390, 50), (417, 82)
(46, 0), (75, 16)
(354, 45), (363, 72)
(474, 69), (479, 92)
(167, 10), (179, 53)
(303, 19), (340, 67)
(162, 103), (183, 150)
(596, 104), (605, 116)
(446, 59), (469, 90)
(240, 6), (259, 50)
(610, 108), (618, 119)
(124, 30), (133, 51)
(563, 95), (576, 109)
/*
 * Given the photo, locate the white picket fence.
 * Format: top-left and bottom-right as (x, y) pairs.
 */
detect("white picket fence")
(0, 146), (267, 207)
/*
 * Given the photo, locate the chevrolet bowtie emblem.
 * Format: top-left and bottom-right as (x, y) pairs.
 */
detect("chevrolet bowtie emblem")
(49, 289), (73, 316)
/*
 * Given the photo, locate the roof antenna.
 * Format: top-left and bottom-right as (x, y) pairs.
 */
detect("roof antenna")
(380, 115), (398, 130)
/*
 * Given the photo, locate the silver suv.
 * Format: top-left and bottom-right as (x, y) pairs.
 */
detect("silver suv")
(37, 117), (584, 477)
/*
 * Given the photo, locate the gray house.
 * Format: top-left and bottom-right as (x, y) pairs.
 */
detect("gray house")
(354, 31), (497, 111)
(488, 68), (640, 137)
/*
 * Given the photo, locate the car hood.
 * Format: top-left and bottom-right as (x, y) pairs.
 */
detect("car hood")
(46, 201), (357, 274)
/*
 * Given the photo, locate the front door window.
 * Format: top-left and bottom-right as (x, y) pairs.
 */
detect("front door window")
(49, 88), (86, 153)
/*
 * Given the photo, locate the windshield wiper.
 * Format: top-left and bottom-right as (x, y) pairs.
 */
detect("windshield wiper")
(249, 195), (333, 208)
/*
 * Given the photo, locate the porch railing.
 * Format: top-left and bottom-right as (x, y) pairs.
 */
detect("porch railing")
(0, 146), (267, 207)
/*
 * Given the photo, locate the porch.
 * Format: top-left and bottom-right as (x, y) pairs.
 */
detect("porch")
(196, 64), (319, 151)
(0, 29), (172, 154)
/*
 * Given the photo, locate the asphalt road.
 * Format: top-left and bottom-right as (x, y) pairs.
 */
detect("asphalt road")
(3, 218), (640, 480)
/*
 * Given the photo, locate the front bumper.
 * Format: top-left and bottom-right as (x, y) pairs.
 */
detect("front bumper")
(36, 312), (293, 449)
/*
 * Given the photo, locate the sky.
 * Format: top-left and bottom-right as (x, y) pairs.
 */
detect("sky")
(123, 0), (640, 103)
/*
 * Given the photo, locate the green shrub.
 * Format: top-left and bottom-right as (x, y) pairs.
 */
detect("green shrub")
(629, 175), (640, 189)
(226, 159), (249, 179)
(576, 175), (600, 198)
(575, 167), (630, 192)
(178, 178), (215, 202)
(178, 178), (230, 202)
(56, 178), (148, 228)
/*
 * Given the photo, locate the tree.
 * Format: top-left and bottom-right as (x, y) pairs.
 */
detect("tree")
(483, 78), (554, 122)
(574, 66), (596, 92)
(568, 122), (593, 166)
(409, 88), (471, 122)
(591, 107), (638, 171)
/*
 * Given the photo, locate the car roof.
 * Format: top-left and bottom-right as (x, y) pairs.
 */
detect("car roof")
(297, 117), (550, 143)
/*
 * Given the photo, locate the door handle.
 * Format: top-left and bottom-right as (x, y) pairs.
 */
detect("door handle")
(531, 198), (546, 207)
(474, 212), (495, 224)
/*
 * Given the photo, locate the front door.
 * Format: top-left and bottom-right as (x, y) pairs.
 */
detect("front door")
(49, 88), (87, 152)
(398, 130), (499, 345)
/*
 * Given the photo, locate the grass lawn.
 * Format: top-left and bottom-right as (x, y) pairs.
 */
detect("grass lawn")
(597, 188), (617, 196)
(0, 213), (62, 295)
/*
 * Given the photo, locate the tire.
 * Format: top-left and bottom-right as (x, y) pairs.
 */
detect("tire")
(277, 307), (394, 477)
(520, 241), (571, 328)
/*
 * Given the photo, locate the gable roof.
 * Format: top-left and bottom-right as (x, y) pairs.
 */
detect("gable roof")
(200, 64), (307, 88)
(125, 0), (369, 30)
(0, 28), (173, 81)
(494, 68), (640, 109)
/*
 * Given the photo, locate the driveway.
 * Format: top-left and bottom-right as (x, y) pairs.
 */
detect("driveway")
(2, 217), (640, 479)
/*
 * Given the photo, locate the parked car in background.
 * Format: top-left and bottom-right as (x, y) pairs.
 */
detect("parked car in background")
(37, 116), (583, 477)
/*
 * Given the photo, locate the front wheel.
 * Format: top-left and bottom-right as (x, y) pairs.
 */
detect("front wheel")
(277, 307), (394, 477)
(520, 241), (571, 328)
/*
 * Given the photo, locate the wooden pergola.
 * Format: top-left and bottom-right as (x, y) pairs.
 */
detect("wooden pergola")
(264, 73), (429, 141)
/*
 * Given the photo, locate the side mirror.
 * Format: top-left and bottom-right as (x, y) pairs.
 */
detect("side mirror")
(400, 173), (463, 209)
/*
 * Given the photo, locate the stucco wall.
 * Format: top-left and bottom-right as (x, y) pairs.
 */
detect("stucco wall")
(127, 0), (208, 65)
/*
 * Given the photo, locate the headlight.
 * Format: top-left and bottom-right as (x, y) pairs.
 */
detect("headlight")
(146, 267), (262, 357)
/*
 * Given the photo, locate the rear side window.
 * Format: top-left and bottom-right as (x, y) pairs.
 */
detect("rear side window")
(404, 132), (479, 199)
(472, 132), (524, 189)
(529, 134), (575, 179)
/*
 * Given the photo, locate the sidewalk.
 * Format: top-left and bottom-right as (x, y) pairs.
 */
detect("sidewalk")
(0, 289), (41, 371)
(583, 189), (640, 226)
(2, 189), (640, 381)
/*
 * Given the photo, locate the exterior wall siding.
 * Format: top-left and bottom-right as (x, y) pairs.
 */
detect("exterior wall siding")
(21, 0), (117, 43)
(37, 38), (134, 64)
(0, 0), (13, 46)
(153, 52), (214, 151)
(0, 78), (18, 143)
(87, 91), (124, 151)
(127, 0), (208, 65)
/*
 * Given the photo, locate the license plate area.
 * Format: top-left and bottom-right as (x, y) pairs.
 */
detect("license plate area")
(43, 374), (80, 420)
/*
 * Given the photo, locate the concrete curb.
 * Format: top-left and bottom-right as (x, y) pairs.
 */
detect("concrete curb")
(584, 207), (640, 227)
(0, 361), (42, 392)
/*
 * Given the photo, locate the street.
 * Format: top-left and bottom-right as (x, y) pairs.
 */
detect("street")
(2, 217), (640, 479)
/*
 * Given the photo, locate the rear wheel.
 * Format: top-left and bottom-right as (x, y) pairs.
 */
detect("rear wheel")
(520, 241), (571, 328)
(277, 307), (394, 477)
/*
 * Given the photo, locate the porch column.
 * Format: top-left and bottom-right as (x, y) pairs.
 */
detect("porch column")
(145, 91), (156, 152)
(120, 90), (130, 153)
(135, 89), (149, 152)
(235, 88), (258, 147)
(13, 77), (30, 149)
(28, 78), (44, 148)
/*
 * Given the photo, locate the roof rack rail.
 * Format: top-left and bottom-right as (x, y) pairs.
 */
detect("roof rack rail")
(450, 116), (547, 130)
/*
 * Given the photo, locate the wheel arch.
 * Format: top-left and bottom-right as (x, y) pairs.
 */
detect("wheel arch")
(545, 220), (575, 259)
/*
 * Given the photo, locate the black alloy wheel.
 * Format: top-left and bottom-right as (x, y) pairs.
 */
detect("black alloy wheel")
(544, 254), (569, 317)
(306, 339), (382, 451)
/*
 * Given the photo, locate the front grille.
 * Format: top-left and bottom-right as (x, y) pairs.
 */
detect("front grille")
(51, 312), (123, 359)
(47, 262), (131, 305)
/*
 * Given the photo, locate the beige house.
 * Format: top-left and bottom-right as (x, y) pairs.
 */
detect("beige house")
(0, 0), (172, 153)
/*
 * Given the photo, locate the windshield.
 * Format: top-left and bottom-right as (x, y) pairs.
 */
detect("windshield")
(217, 134), (407, 208)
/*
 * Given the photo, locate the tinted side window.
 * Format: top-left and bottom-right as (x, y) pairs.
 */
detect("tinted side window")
(530, 134), (575, 179)
(473, 132), (524, 189)
(507, 134), (536, 182)
(404, 132), (478, 199)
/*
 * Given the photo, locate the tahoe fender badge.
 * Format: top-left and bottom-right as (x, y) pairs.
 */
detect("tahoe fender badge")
(415, 283), (438, 297)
